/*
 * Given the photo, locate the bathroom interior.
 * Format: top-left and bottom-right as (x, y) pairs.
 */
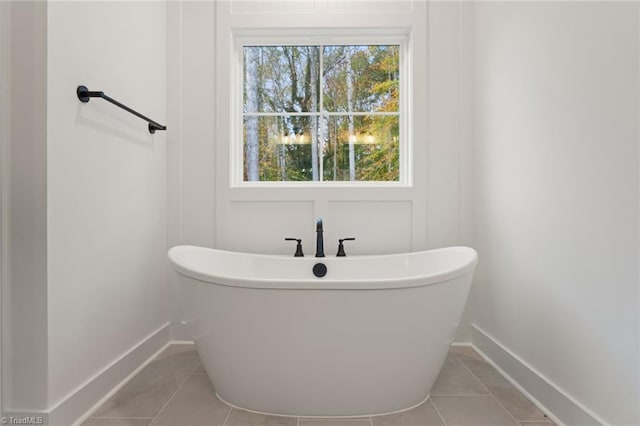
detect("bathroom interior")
(1, 1), (639, 425)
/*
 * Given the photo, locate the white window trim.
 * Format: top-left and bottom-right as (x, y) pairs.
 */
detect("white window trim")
(230, 29), (413, 187)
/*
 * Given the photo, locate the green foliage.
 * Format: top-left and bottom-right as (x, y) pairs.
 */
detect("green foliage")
(243, 44), (400, 182)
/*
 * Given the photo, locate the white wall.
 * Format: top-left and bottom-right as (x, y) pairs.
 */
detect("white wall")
(3, 1), (49, 412)
(428, 1), (476, 341)
(0, 1), (4, 415)
(46, 1), (169, 413)
(2, 1), (169, 421)
(212, 1), (430, 257)
(473, 2), (639, 424)
(166, 1), (217, 339)
(168, 1), (475, 338)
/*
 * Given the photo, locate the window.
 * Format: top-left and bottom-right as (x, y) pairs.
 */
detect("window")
(235, 34), (409, 185)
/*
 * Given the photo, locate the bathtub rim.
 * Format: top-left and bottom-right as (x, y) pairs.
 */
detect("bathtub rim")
(168, 245), (478, 290)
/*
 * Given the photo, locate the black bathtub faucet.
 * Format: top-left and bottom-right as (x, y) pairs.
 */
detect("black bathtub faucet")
(284, 237), (304, 257)
(337, 237), (356, 257)
(315, 218), (325, 257)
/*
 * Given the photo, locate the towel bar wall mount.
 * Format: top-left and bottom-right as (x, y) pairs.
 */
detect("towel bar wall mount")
(76, 85), (167, 134)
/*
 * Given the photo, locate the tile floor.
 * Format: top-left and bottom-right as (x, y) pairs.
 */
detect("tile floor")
(82, 344), (555, 426)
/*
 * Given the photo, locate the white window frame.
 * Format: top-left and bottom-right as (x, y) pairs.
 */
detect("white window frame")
(230, 29), (413, 187)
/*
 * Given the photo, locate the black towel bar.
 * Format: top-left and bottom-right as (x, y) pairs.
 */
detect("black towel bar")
(76, 85), (166, 134)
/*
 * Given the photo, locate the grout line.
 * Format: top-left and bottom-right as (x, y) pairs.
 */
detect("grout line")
(487, 393), (520, 425)
(149, 355), (201, 426)
(297, 417), (300, 426)
(429, 397), (448, 426)
(470, 328), (578, 426)
(447, 354), (491, 395)
(222, 407), (233, 426)
(431, 393), (489, 397)
(90, 417), (154, 420)
(460, 347), (553, 424)
(457, 353), (521, 425)
(298, 419), (373, 424)
(462, 342), (560, 425)
(453, 355), (491, 394)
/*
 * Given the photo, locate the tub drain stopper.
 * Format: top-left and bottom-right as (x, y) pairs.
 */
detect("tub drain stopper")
(313, 263), (327, 278)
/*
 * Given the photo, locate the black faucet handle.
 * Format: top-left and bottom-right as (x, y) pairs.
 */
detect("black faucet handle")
(285, 238), (304, 257)
(336, 237), (356, 257)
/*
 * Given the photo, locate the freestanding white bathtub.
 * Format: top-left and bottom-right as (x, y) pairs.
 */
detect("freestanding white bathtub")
(168, 245), (477, 418)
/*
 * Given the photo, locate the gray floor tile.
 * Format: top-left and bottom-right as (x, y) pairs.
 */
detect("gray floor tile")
(192, 361), (207, 374)
(93, 355), (198, 418)
(152, 374), (230, 426)
(371, 398), (444, 426)
(82, 419), (152, 426)
(87, 343), (554, 426)
(299, 420), (371, 425)
(225, 408), (298, 426)
(156, 344), (199, 359)
(431, 395), (518, 426)
(450, 346), (485, 362)
(431, 354), (488, 395)
(459, 357), (549, 422)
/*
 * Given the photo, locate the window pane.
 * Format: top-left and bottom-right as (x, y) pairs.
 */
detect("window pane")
(243, 114), (398, 182)
(243, 46), (320, 113)
(323, 115), (399, 181)
(241, 43), (401, 183)
(323, 45), (399, 113)
(243, 115), (317, 181)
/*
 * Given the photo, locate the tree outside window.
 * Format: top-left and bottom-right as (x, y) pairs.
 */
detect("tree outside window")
(242, 45), (400, 182)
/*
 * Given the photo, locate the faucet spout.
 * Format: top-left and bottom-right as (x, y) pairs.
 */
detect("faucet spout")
(315, 218), (325, 257)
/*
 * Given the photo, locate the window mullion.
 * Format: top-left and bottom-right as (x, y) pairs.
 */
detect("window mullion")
(319, 44), (324, 182)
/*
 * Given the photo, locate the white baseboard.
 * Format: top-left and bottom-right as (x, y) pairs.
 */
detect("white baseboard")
(47, 322), (172, 426)
(471, 324), (606, 426)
